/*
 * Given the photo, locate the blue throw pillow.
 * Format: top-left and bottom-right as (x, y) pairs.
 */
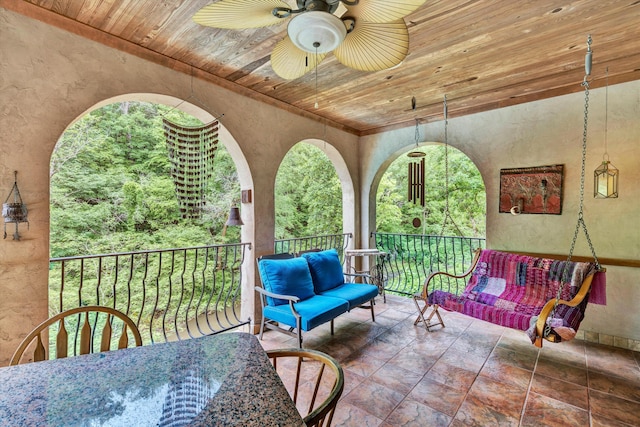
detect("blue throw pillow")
(302, 249), (345, 293)
(258, 257), (316, 306)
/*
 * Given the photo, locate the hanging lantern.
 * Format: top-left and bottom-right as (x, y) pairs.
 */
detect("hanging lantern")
(594, 67), (618, 199)
(594, 159), (618, 198)
(2, 171), (29, 240)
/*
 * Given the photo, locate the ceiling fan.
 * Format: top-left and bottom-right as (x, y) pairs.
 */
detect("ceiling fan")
(193, 0), (427, 80)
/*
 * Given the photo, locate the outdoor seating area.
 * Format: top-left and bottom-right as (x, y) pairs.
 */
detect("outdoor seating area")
(256, 249), (379, 348)
(258, 295), (640, 426)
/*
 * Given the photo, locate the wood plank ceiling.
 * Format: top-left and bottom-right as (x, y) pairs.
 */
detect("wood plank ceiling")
(8, 0), (640, 136)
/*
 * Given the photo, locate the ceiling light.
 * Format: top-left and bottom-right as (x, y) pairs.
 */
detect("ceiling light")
(287, 11), (346, 53)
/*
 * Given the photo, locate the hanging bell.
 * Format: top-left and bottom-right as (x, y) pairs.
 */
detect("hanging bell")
(225, 206), (244, 226)
(2, 171), (29, 240)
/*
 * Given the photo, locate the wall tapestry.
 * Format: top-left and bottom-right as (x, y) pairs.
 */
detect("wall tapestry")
(499, 164), (564, 215)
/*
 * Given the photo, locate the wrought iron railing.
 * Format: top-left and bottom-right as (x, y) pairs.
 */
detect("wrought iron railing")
(274, 233), (352, 260)
(372, 233), (486, 297)
(49, 243), (250, 345)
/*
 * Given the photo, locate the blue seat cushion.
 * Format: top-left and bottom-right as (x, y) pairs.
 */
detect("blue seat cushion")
(319, 283), (378, 309)
(302, 249), (345, 293)
(258, 257), (316, 306)
(263, 295), (349, 331)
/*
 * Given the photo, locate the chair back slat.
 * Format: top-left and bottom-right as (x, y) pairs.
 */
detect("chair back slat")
(118, 325), (130, 349)
(79, 312), (92, 355)
(56, 319), (68, 359)
(34, 334), (46, 362)
(10, 306), (142, 365)
(268, 348), (344, 427)
(308, 363), (326, 414)
(101, 314), (113, 352)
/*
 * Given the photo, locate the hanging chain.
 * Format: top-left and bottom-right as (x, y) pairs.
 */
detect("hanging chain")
(546, 35), (600, 337)
(439, 95), (464, 237)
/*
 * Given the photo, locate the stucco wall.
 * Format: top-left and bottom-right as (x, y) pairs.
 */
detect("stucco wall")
(0, 7), (360, 365)
(362, 81), (640, 345)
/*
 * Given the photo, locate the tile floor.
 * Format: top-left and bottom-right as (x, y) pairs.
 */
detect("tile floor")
(257, 295), (640, 427)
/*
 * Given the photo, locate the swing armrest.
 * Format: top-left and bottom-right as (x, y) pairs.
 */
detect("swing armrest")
(534, 272), (597, 348)
(417, 248), (482, 300)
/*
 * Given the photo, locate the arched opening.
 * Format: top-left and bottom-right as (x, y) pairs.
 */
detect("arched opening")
(48, 95), (253, 343)
(274, 139), (355, 253)
(372, 143), (486, 297)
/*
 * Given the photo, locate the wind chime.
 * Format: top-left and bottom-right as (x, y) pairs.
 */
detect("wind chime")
(163, 119), (219, 220)
(407, 97), (426, 207)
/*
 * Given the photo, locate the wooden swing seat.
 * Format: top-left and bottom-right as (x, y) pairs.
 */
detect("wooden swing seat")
(414, 248), (602, 347)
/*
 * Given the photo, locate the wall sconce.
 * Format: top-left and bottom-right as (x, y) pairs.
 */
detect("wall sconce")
(2, 171), (29, 240)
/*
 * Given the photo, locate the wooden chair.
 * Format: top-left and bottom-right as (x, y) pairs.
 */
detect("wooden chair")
(267, 348), (344, 427)
(10, 305), (142, 365)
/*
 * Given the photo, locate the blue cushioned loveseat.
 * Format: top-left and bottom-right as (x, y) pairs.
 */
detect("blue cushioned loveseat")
(256, 249), (379, 348)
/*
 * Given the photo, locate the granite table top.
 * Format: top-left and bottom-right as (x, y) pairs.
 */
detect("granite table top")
(0, 332), (304, 427)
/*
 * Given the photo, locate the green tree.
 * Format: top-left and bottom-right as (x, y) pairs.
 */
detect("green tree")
(275, 143), (342, 238)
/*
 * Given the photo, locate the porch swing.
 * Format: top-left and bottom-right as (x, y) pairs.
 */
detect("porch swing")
(414, 36), (607, 347)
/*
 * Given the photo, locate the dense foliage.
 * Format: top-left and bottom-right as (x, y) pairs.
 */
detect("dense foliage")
(50, 102), (485, 259)
(377, 146), (486, 237)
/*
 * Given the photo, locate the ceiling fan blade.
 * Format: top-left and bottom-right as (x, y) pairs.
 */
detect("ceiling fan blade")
(271, 36), (327, 80)
(193, 0), (290, 29)
(333, 19), (409, 71)
(345, 0), (427, 23)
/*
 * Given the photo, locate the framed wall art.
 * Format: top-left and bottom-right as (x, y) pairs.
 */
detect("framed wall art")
(499, 164), (564, 215)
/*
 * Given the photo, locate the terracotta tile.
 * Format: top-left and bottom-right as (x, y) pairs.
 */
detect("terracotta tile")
(586, 343), (640, 383)
(370, 363), (424, 396)
(530, 373), (588, 410)
(590, 389), (640, 426)
(374, 328), (416, 348)
(387, 350), (438, 376)
(488, 345), (537, 371)
(427, 358), (479, 392)
(408, 376), (466, 416)
(521, 392), (589, 426)
(589, 370), (640, 403)
(385, 399), (452, 427)
(535, 356), (587, 386)
(332, 401), (384, 427)
(438, 346), (487, 373)
(453, 392), (520, 426)
(342, 379), (405, 420)
(496, 334), (541, 357)
(464, 375), (526, 420)
(591, 413), (637, 427)
(360, 338), (405, 361)
(341, 368), (366, 396)
(539, 342), (586, 369)
(479, 356), (533, 390)
(343, 353), (387, 378)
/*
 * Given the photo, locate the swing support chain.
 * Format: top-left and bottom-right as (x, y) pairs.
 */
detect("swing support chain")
(439, 95), (464, 237)
(545, 35), (601, 339)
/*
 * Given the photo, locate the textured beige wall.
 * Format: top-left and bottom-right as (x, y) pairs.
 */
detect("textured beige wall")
(362, 81), (640, 343)
(0, 8), (360, 365)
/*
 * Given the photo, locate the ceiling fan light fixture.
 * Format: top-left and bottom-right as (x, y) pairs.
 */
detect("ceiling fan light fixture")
(287, 11), (346, 53)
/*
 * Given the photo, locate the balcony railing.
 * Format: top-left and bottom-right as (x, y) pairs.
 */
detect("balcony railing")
(274, 233), (352, 260)
(372, 232), (486, 297)
(49, 243), (250, 345)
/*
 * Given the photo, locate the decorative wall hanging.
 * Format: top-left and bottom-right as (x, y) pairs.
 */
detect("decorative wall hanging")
(499, 164), (564, 215)
(163, 119), (219, 219)
(2, 171), (29, 240)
